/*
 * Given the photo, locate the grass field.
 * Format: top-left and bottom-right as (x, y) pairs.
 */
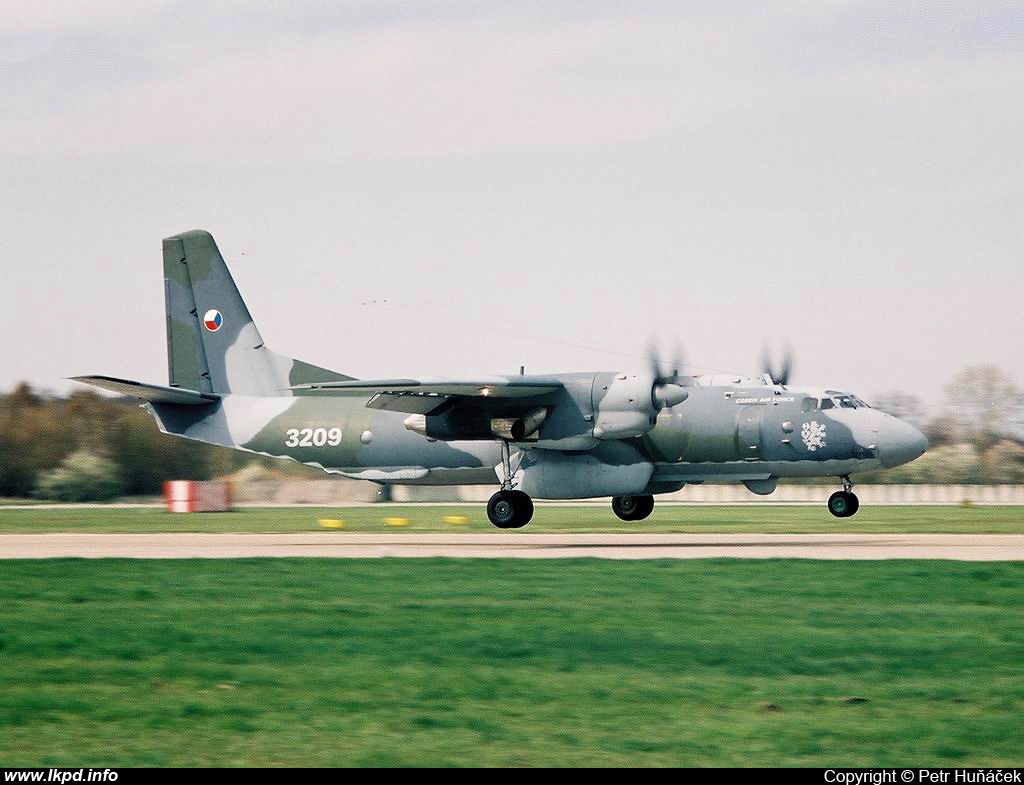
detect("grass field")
(1, 558), (1023, 766)
(0, 504), (1022, 533)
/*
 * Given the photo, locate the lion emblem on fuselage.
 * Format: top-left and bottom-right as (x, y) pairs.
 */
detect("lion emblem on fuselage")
(801, 420), (827, 452)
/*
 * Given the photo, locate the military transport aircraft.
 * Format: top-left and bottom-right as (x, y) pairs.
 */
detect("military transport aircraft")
(75, 230), (927, 527)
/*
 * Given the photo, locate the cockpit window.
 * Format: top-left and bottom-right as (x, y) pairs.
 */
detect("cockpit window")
(802, 394), (870, 411)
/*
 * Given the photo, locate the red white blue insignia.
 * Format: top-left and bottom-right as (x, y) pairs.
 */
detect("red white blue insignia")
(203, 309), (223, 332)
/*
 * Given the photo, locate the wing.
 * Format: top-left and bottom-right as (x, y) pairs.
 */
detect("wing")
(290, 376), (564, 415)
(71, 376), (220, 406)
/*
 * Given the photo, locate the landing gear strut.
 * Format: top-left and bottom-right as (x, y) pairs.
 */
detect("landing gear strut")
(612, 494), (655, 521)
(827, 476), (860, 518)
(487, 441), (534, 529)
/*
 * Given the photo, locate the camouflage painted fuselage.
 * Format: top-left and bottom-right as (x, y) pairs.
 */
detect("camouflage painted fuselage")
(147, 374), (917, 499)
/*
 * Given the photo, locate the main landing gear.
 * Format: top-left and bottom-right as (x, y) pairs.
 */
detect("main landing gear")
(827, 476), (860, 518)
(487, 441), (534, 529)
(612, 494), (655, 521)
(487, 489), (534, 529)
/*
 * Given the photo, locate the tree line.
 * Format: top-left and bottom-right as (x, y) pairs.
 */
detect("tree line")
(861, 365), (1024, 484)
(0, 383), (248, 500)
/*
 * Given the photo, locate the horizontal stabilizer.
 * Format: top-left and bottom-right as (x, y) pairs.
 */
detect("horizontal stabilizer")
(71, 376), (220, 406)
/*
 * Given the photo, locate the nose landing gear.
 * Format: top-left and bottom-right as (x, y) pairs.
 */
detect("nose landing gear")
(612, 494), (655, 521)
(827, 476), (860, 518)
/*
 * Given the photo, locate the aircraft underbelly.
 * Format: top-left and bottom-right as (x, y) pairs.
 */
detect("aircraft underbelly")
(653, 457), (882, 482)
(335, 466), (498, 485)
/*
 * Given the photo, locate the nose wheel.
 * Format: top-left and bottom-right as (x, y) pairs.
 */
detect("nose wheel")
(612, 494), (655, 521)
(828, 477), (859, 518)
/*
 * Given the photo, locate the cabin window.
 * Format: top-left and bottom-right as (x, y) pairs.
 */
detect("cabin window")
(801, 397), (817, 412)
(820, 398), (835, 410)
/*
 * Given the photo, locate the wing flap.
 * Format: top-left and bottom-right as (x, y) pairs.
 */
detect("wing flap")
(366, 392), (451, 415)
(291, 376), (563, 398)
(71, 376), (220, 406)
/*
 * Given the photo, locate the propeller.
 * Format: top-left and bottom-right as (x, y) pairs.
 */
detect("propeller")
(647, 339), (686, 384)
(760, 341), (794, 386)
(646, 340), (689, 408)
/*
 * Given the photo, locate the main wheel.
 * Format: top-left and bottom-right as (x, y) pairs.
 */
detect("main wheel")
(633, 494), (655, 520)
(487, 489), (534, 529)
(845, 492), (860, 517)
(827, 490), (859, 518)
(612, 494), (654, 521)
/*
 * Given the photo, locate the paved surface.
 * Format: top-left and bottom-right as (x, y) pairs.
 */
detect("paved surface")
(3, 532), (1024, 560)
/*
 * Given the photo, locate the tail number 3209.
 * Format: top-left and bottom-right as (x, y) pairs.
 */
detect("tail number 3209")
(285, 427), (343, 448)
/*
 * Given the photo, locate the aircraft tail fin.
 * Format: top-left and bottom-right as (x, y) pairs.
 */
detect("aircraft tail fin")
(162, 230), (353, 396)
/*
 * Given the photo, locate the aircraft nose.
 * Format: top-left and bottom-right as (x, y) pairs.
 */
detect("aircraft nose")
(878, 416), (928, 468)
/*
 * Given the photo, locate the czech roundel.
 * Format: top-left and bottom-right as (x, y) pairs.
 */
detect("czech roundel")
(203, 309), (223, 332)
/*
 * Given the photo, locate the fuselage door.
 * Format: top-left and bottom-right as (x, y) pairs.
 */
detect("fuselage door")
(737, 405), (763, 460)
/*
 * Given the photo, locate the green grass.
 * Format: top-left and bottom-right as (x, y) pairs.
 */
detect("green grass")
(1, 559), (1023, 766)
(0, 504), (1022, 533)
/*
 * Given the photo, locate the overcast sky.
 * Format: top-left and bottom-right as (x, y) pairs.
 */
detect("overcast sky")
(1, 1), (1021, 406)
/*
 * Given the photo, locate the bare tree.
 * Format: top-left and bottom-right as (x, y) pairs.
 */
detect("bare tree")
(871, 391), (927, 428)
(942, 365), (1020, 450)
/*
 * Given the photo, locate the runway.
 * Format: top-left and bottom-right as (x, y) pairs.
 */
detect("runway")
(3, 532), (1024, 560)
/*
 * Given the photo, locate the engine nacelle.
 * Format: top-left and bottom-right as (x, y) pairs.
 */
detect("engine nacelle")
(404, 407), (549, 442)
(592, 373), (688, 440)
